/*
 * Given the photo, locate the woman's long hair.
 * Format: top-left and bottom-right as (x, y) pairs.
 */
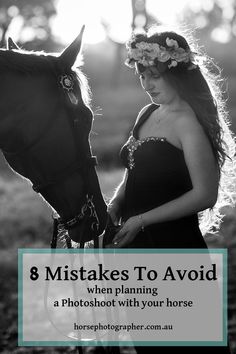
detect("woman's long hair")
(128, 26), (236, 235)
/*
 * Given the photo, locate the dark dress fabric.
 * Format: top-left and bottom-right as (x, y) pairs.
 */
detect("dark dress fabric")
(117, 103), (231, 354)
(120, 103), (206, 249)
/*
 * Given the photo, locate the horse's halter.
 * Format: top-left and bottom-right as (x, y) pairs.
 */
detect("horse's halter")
(49, 70), (101, 248)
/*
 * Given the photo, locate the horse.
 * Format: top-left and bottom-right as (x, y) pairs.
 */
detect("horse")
(0, 26), (117, 248)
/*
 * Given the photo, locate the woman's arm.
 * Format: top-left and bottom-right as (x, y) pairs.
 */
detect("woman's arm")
(108, 105), (152, 225)
(112, 113), (219, 247)
(108, 105), (151, 225)
(142, 114), (219, 224)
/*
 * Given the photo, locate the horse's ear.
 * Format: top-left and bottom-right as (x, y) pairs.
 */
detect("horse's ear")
(7, 37), (19, 50)
(59, 25), (85, 68)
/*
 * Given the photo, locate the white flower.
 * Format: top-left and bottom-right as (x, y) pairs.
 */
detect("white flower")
(170, 48), (190, 62)
(152, 43), (162, 54)
(166, 37), (179, 49)
(139, 58), (150, 66)
(136, 42), (152, 51)
(158, 47), (171, 62)
(129, 48), (141, 61)
(125, 38), (196, 71)
(168, 60), (178, 68)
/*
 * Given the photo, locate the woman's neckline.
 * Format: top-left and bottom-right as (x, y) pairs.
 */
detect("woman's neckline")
(133, 103), (183, 152)
(130, 134), (183, 152)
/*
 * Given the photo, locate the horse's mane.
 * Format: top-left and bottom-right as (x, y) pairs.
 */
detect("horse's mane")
(0, 49), (57, 73)
(0, 49), (91, 106)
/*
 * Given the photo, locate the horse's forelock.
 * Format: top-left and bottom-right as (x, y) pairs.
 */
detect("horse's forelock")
(74, 68), (92, 107)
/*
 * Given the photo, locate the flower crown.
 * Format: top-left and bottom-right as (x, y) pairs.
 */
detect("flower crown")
(125, 37), (197, 71)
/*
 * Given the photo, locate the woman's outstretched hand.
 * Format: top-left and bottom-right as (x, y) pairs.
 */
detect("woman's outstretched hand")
(106, 216), (142, 248)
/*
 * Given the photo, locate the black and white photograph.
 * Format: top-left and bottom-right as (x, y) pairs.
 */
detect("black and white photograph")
(0, 0), (235, 353)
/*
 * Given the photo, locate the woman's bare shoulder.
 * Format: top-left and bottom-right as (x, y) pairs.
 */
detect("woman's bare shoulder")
(173, 106), (214, 155)
(173, 105), (203, 135)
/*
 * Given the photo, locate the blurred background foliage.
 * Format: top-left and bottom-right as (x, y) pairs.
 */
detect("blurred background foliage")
(0, 0), (236, 353)
(0, 0), (236, 169)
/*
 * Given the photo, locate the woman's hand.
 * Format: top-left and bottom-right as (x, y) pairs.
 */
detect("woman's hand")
(106, 216), (142, 248)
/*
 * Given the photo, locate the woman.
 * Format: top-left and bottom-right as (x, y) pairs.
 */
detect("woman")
(107, 26), (235, 353)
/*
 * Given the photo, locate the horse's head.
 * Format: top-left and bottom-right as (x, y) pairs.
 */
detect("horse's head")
(0, 26), (108, 245)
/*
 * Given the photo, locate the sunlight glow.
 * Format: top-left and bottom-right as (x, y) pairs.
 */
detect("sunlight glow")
(211, 25), (232, 43)
(146, 0), (187, 24)
(52, 0), (106, 44)
(52, 0), (191, 45)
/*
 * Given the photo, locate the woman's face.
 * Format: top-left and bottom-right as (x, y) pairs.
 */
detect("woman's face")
(138, 67), (179, 105)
